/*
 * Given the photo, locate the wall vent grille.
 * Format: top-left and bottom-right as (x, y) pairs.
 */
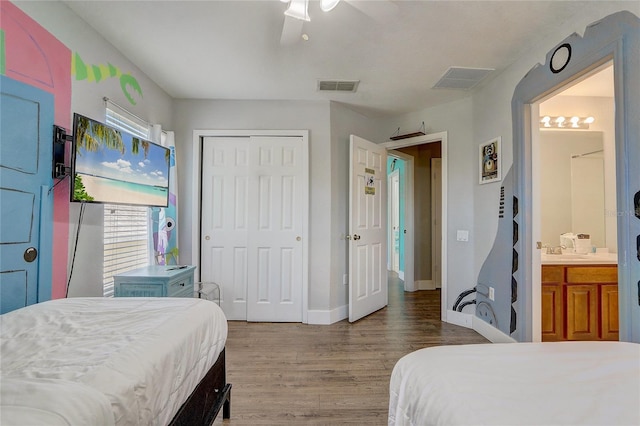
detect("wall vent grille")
(432, 67), (494, 90)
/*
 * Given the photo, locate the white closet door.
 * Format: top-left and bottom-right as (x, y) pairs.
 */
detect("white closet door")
(201, 136), (305, 322)
(201, 137), (250, 320)
(247, 137), (304, 322)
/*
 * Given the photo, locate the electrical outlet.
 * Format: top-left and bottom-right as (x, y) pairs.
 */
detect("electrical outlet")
(343, 274), (348, 285)
(456, 230), (469, 242)
(489, 286), (495, 301)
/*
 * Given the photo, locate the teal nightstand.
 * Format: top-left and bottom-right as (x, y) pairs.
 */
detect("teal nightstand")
(114, 265), (196, 298)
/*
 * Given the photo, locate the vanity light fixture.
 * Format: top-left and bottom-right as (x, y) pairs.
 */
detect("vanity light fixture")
(539, 115), (595, 129)
(284, 0), (310, 22)
(321, 0), (341, 12)
(283, 0), (341, 22)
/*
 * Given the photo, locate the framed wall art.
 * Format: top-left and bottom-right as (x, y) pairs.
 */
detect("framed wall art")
(479, 137), (501, 184)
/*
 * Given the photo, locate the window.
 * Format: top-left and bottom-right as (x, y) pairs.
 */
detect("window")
(102, 101), (152, 297)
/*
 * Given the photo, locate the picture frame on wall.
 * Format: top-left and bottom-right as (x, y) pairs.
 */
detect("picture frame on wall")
(479, 137), (501, 184)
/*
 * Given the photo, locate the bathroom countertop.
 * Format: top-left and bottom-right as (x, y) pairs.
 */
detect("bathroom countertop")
(541, 253), (618, 265)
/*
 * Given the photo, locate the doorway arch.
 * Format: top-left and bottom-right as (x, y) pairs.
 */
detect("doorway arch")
(512, 11), (640, 342)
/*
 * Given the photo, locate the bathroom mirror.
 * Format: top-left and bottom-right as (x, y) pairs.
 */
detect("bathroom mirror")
(540, 130), (605, 248)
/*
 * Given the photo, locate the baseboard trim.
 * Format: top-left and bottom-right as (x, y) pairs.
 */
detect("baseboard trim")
(446, 309), (473, 328)
(472, 317), (517, 343)
(416, 279), (436, 290)
(307, 304), (348, 325)
(445, 309), (516, 343)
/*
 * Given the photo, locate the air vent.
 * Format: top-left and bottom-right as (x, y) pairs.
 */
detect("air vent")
(432, 67), (494, 90)
(317, 80), (360, 92)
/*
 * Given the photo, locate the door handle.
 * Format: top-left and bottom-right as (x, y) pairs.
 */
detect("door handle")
(24, 247), (37, 262)
(353, 234), (361, 240)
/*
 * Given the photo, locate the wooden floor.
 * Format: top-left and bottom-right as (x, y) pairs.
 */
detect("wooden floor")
(214, 274), (488, 425)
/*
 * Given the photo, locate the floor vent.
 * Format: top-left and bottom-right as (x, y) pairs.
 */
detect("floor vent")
(432, 67), (494, 90)
(317, 80), (360, 92)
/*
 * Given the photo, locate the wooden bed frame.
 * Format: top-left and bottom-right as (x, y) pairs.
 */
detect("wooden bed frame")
(169, 348), (232, 425)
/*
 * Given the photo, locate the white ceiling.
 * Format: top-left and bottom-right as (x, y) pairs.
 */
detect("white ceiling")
(63, 0), (625, 117)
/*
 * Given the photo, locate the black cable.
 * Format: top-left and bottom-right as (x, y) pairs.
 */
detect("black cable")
(452, 288), (476, 311)
(66, 202), (86, 298)
(47, 174), (70, 195)
(457, 299), (476, 312)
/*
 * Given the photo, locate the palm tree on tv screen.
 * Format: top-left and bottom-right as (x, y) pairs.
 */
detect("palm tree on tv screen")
(75, 115), (125, 154)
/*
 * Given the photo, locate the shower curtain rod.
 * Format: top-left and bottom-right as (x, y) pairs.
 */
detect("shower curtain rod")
(571, 149), (604, 158)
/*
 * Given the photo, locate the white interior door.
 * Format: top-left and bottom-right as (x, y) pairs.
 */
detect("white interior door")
(389, 169), (400, 273)
(200, 136), (306, 322)
(431, 158), (442, 288)
(349, 135), (388, 322)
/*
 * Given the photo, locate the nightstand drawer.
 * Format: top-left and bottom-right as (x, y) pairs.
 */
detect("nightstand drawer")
(168, 276), (194, 297)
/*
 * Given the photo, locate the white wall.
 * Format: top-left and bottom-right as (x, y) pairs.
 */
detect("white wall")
(378, 98), (474, 312)
(15, 1), (175, 297)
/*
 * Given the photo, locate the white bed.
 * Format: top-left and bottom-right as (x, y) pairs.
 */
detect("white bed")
(389, 341), (640, 426)
(0, 297), (228, 426)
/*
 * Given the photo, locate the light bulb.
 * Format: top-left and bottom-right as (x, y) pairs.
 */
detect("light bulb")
(570, 116), (580, 128)
(584, 116), (595, 124)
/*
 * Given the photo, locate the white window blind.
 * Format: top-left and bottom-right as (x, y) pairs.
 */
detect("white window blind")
(103, 205), (150, 297)
(103, 101), (152, 297)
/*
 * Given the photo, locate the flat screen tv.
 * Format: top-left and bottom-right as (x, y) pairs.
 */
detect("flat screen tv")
(70, 113), (170, 207)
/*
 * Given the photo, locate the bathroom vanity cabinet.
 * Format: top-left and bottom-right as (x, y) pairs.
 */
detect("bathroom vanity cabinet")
(541, 265), (618, 341)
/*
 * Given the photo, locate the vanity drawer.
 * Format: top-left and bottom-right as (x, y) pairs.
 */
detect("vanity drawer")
(542, 266), (563, 283)
(566, 266), (617, 283)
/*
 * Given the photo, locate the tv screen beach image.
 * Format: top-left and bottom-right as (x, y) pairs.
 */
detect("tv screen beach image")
(72, 115), (170, 207)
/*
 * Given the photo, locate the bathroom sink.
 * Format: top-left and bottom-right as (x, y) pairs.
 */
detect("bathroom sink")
(541, 252), (618, 264)
(549, 253), (589, 259)
(541, 253), (590, 262)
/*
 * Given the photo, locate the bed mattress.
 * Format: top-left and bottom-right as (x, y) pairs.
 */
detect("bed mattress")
(1, 297), (227, 426)
(389, 341), (640, 426)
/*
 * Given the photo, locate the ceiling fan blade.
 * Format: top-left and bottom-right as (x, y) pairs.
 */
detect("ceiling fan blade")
(345, 0), (398, 22)
(280, 15), (304, 45)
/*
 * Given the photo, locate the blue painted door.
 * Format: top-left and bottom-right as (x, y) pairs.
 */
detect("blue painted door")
(0, 76), (54, 314)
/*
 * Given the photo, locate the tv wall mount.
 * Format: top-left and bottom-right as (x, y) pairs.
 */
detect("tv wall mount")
(53, 125), (72, 179)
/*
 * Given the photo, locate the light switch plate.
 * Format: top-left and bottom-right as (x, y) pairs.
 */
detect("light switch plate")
(456, 230), (469, 242)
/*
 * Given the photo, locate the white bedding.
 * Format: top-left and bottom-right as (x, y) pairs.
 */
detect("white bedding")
(389, 341), (640, 426)
(1, 297), (227, 426)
